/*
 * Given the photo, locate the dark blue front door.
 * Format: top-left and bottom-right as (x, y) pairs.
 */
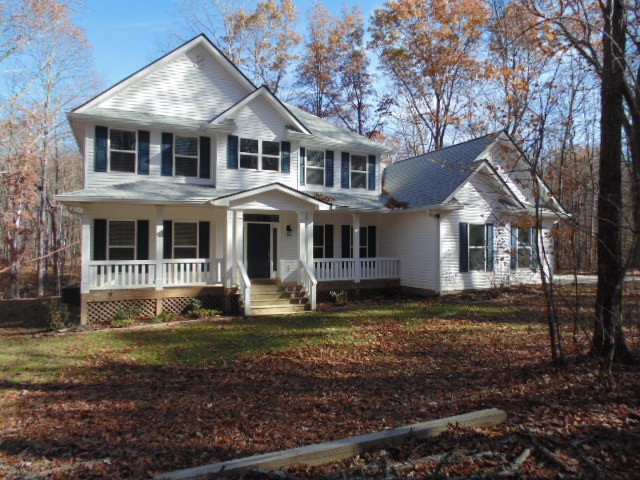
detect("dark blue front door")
(247, 223), (270, 279)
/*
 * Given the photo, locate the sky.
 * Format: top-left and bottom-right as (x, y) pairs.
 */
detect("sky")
(75, 0), (382, 89)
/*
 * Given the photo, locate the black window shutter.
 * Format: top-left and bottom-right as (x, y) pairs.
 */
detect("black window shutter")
(136, 220), (149, 260)
(341, 224), (351, 258)
(281, 141), (290, 173)
(199, 136), (211, 178)
(511, 226), (518, 270)
(95, 126), (108, 172)
(227, 135), (239, 169)
(94, 219), (107, 260)
(486, 223), (494, 272)
(138, 130), (150, 175)
(198, 221), (210, 259)
(368, 225), (377, 258)
(459, 222), (469, 273)
(299, 147), (306, 185)
(324, 224), (334, 258)
(341, 152), (350, 188)
(368, 155), (376, 190)
(161, 132), (173, 176)
(325, 150), (334, 187)
(163, 220), (173, 259)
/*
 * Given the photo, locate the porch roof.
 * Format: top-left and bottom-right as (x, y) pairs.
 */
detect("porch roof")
(55, 180), (241, 205)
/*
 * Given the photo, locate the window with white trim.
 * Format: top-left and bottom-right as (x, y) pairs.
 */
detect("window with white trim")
(173, 222), (198, 259)
(460, 223), (494, 272)
(262, 141), (280, 171)
(307, 150), (325, 185)
(109, 129), (136, 173)
(175, 135), (198, 177)
(108, 221), (135, 260)
(239, 138), (281, 171)
(350, 154), (367, 188)
(512, 227), (539, 269)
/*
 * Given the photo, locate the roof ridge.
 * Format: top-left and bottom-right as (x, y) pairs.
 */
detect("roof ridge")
(389, 132), (502, 167)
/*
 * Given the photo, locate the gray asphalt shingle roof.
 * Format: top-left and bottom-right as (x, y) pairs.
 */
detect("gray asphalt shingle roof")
(382, 133), (499, 209)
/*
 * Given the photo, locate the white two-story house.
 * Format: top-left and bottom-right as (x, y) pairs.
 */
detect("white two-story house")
(56, 35), (565, 323)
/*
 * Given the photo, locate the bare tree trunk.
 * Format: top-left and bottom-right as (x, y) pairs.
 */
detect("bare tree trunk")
(592, 0), (634, 366)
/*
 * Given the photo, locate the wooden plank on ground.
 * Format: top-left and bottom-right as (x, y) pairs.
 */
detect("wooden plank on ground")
(155, 408), (507, 480)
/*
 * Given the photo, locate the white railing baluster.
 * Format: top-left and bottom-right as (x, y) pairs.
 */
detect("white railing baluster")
(312, 258), (401, 282)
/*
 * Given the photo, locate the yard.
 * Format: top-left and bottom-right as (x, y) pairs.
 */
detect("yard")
(1, 287), (639, 479)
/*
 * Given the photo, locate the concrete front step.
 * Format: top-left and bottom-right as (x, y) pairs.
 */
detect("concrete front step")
(250, 304), (309, 315)
(251, 298), (308, 306)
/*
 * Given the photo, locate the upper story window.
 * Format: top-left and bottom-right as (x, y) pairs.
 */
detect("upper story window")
(459, 223), (494, 272)
(350, 154), (367, 189)
(162, 133), (210, 179)
(240, 138), (259, 169)
(511, 226), (539, 270)
(174, 136), (199, 177)
(262, 141), (280, 171)
(110, 129), (136, 173)
(340, 152), (374, 190)
(307, 150), (325, 186)
(228, 135), (289, 173)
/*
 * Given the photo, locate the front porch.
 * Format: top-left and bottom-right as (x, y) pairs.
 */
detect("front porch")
(77, 184), (401, 321)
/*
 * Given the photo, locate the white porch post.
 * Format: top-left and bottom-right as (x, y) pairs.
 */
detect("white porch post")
(155, 206), (164, 291)
(80, 211), (91, 294)
(224, 209), (234, 288)
(298, 211), (307, 265)
(306, 212), (313, 266)
(353, 213), (361, 283)
(233, 210), (244, 281)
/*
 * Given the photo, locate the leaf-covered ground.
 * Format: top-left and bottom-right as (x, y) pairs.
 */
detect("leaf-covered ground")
(0, 287), (639, 479)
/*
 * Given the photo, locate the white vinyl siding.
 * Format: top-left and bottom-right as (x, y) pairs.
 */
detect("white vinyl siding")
(100, 44), (248, 121)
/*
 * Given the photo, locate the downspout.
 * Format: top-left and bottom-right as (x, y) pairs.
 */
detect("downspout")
(435, 213), (441, 295)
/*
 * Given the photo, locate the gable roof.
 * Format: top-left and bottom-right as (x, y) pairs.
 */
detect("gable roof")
(285, 104), (390, 154)
(382, 133), (500, 209)
(210, 86), (312, 135)
(72, 34), (256, 114)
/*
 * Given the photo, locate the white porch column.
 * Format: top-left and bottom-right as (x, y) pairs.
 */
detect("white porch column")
(233, 210), (244, 281)
(80, 211), (92, 294)
(353, 213), (361, 283)
(305, 212), (314, 266)
(155, 206), (164, 291)
(297, 211), (307, 265)
(224, 209), (234, 288)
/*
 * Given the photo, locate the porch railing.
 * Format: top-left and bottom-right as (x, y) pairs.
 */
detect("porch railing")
(87, 259), (224, 290)
(299, 261), (317, 310)
(237, 261), (251, 316)
(88, 260), (157, 290)
(163, 259), (223, 287)
(313, 257), (400, 282)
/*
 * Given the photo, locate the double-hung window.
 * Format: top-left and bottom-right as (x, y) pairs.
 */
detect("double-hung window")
(262, 141), (280, 171)
(307, 150), (325, 185)
(173, 222), (198, 259)
(108, 221), (136, 260)
(240, 138), (259, 169)
(350, 154), (367, 189)
(238, 138), (281, 171)
(174, 135), (199, 177)
(460, 223), (494, 272)
(109, 129), (136, 173)
(512, 226), (539, 269)
(340, 225), (376, 258)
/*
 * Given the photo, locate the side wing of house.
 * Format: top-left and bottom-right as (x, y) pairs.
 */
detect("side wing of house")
(439, 167), (556, 293)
